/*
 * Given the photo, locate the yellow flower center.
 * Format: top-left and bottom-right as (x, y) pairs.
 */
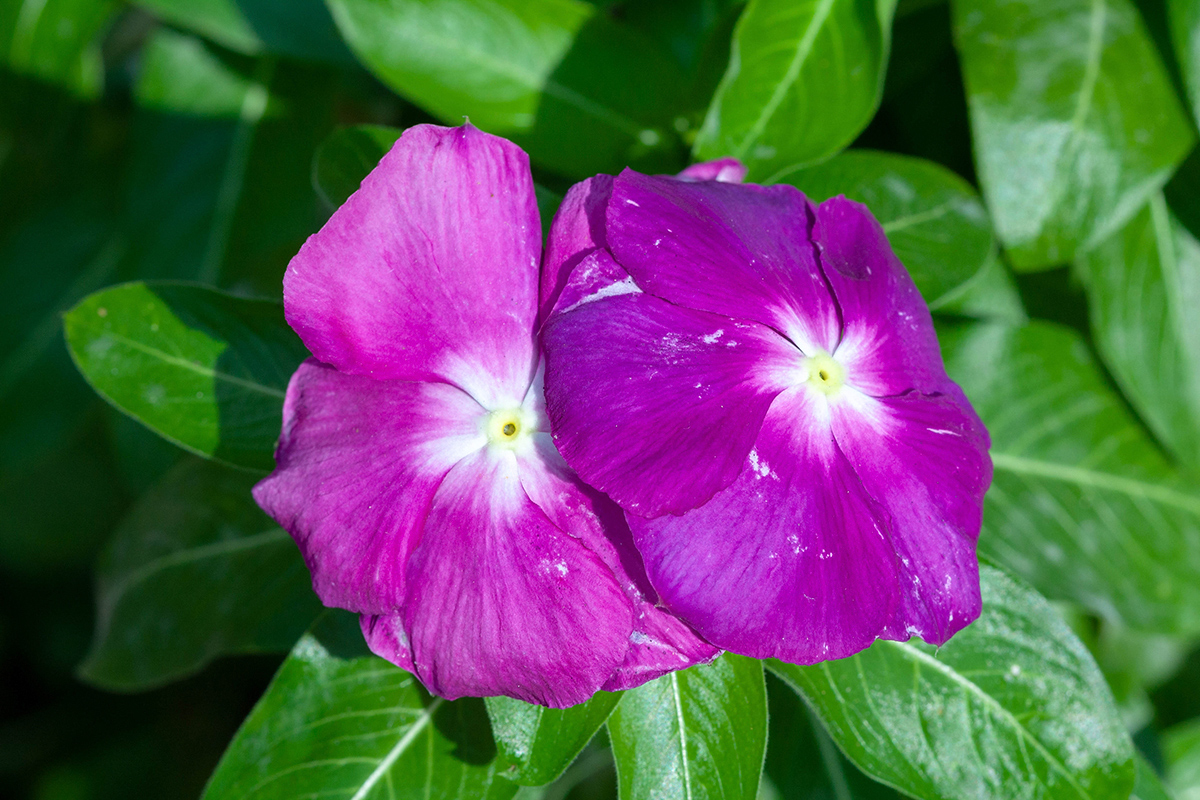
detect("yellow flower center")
(803, 352), (845, 396)
(486, 408), (526, 449)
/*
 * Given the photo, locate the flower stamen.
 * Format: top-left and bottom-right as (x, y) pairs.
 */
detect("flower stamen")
(803, 353), (845, 396)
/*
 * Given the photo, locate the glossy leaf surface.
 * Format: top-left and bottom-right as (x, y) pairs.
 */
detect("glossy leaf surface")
(776, 149), (996, 305)
(774, 566), (1135, 800)
(324, 0), (686, 177)
(485, 692), (620, 786)
(202, 611), (517, 800)
(78, 458), (320, 690)
(608, 654), (766, 800)
(64, 282), (307, 471)
(694, 0), (897, 181)
(1077, 193), (1200, 473)
(1168, 0), (1200, 124)
(0, 0), (116, 97)
(954, 0), (1195, 269)
(941, 321), (1200, 634)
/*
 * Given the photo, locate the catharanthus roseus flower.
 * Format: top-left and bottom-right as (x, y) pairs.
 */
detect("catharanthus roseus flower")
(253, 124), (716, 707)
(541, 169), (993, 663)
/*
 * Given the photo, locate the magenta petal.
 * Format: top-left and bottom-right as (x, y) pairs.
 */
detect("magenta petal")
(540, 174), (615, 322)
(402, 449), (634, 707)
(607, 170), (840, 354)
(360, 613), (416, 673)
(676, 158), (748, 183)
(544, 292), (796, 517)
(252, 360), (485, 614)
(814, 196), (950, 396)
(283, 124), (539, 401)
(831, 390), (991, 644)
(546, 248), (640, 318)
(630, 387), (900, 663)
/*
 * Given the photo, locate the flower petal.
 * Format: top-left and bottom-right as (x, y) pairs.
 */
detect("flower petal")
(518, 433), (719, 689)
(544, 291), (795, 517)
(630, 387), (900, 663)
(676, 158), (748, 183)
(540, 174), (614, 322)
(607, 170), (840, 355)
(402, 449), (634, 707)
(283, 123), (540, 403)
(831, 389), (991, 645)
(546, 248), (641, 318)
(360, 613), (415, 673)
(814, 196), (951, 396)
(252, 360), (485, 614)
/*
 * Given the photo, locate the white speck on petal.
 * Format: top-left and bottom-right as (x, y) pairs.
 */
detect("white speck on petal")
(926, 428), (960, 436)
(702, 329), (724, 344)
(625, 199), (640, 207)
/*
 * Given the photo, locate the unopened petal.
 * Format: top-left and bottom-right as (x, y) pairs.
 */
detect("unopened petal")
(252, 360), (485, 614)
(284, 123), (539, 403)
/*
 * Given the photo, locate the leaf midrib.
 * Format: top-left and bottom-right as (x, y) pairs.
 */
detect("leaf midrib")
(991, 452), (1200, 515)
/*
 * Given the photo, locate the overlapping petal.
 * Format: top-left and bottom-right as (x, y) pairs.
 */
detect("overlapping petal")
(540, 174), (614, 322)
(252, 359), (485, 614)
(544, 290), (797, 516)
(283, 124), (540, 404)
(630, 388), (900, 663)
(607, 170), (841, 355)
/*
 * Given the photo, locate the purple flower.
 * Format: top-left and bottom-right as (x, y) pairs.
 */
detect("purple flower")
(541, 169), (993, 664)
(253, 124), (716, 707)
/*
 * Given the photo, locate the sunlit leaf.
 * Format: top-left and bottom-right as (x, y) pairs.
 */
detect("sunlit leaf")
(693, 0), (898, 181)
(954, 0), (1195, 269)
(486, 691), (620, 785)
(1168, 0), (1200, 124)
(64, 281), (307, 471)
(774, 565), (1135, 800)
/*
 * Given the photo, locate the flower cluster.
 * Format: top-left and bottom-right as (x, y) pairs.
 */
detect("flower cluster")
(254, 123), (991, 707)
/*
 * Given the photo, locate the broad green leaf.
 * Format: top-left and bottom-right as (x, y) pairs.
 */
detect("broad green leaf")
(1169, 0), (1200, 124)
(0, 0), (117, 97)
(763, 671), (902, 799)
(693, 0), (898, 182)
(134, 29), (271, 119)
(940, 321), (1200, 635)
(135, 0), (354, 62)
(934, 251), (1028, 324)
(1132, 754), (1173, 800)
(202, 611), (517, 800)
(312, 125), (564, 231)
(774, 149), (996, 306)
(954, 0), (1195, 269)
(78, 458), (320, 690)
(485, 691), (620, 785)
(1165, 717), (1200, 799)
(312, 125), (402, 209)
(1076, 193), (1200, 472)
(64, 282), (308, 471)
(773, 565), (1135, 800)
(324, 0), (687, 178)
(608, 654), (767, 800)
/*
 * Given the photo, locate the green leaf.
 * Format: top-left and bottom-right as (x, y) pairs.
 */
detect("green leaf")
(772, 565), (1135, 800)
(774, 149), (996, 306)
(323, 0), (687, 178)
(311, 125), (565, 232)
(763, 671), (903, 799)
(202, 611), (517, 800)
(939, 320), (1200, 635)
(693, 0), (898, 182)
(134, 0), (354, 62)
(0, 0), (117, 97)
(1168, 0), (1200, 124)
(1165, 716), (1200, 799)
(953, 0), (1195, 270)
(607, 654), (767, 800)
(1076, 193), (1200, 473)
(485, 691), (620, 785)
(312, 125), (402, 209)
(1132, 754), (1173, 800)
(934, 251), (1029, 324)
(63, 281), (308, 471)
(134, 29), (268, 119)
(78, 458), (320, 690)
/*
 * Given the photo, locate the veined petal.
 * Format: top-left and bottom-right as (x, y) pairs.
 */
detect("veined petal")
(815, 196), (951, 396)
(402, 449), (634, 707)
(283, 123), (540, 402)
(544, 291), (796, 517)
(546, 248), (641, 319)
(831, 389), (991, 645)
(540, 174), (614, 322)
(607, 170), (840, 355)
(519, 433), (719, 687)
(630, 387), (900, 663)
(252, 360), (486, 614)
